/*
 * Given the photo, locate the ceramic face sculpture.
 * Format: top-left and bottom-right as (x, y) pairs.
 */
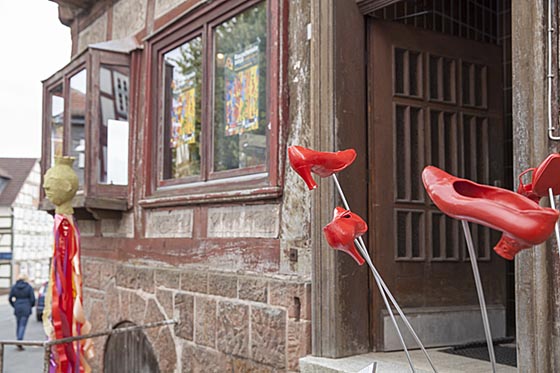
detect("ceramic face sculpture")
(43, 156), (79, 215)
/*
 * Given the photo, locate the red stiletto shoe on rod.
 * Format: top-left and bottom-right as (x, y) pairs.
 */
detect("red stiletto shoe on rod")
(288, 146), (357, 190)
(517, 153), (560, 202)
(322, 207), (367, 265)
(422, 166), (559, 259)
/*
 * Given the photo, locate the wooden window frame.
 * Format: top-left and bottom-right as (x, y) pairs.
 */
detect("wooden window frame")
(88, 50), (132, 199)
(40, 48), (134, 213)
(142, 0), (285, 207)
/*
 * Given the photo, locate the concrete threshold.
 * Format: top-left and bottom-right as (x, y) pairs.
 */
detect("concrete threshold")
(300, 348), (517, 373)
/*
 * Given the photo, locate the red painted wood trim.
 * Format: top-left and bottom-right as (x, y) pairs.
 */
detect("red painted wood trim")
(81, 236), (281, 272)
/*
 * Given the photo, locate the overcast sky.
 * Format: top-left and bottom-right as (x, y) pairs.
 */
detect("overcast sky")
(0, 0), (71, 159)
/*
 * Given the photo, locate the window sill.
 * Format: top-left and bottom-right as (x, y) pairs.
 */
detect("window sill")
(139, 185), (282, 208)
(40, 194), (129, 220)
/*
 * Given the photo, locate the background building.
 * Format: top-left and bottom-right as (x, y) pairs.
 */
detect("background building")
(0, 158), (53, 289)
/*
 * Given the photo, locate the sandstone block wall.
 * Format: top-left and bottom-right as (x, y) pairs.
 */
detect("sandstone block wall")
(83, 257), (311, 372)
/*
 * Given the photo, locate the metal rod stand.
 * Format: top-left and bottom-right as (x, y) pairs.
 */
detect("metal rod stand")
(354, 237), (415, 372)
(332, 175), (438, 372)
(461, 220), (496, 373)
(355, 237), (438, 373)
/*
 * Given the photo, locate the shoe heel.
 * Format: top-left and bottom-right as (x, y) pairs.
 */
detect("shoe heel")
(346, 244), (365, 265)
(293, 166), (317, 190)
(493, 235), (524, 260)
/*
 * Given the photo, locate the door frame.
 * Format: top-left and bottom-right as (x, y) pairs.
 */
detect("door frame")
(308, 0), (535, 363)
(309, 0), (371, 358)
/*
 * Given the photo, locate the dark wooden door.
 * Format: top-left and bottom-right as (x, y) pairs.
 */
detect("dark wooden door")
(368, 19), (506, 350)
(104, 322), (160, 373)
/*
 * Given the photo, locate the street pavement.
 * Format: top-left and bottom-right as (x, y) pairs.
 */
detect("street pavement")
(0, 297), (46, 373)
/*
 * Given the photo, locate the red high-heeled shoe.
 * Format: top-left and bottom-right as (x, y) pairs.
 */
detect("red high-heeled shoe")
(422, 166), (559, 259)
(288, 145), (357, 190)
(322, 207), (367, 265)
(517, 153), (560, 202)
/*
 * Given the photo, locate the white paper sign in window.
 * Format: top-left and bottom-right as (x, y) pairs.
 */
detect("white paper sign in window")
(107, 119), (129, 185)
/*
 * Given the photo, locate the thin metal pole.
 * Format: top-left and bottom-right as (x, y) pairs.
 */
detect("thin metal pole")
(0, 320), (178, 373)
(45, 319), (176, 346)
(332, 174), (350, 210)
(548, 188), (560, 254)
(355, 237), (438, 373)
(547, 0), (560, 140)
(332, 174), (438, 372)
(354, 238), (415, 372)
(330, 176), (412, 369)
(43, 344), (51, 373)
(461, 220), (496, 373)
(354, 237), (415, 372)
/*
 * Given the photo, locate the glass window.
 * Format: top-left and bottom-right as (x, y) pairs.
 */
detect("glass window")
(213, 2), (267, 172)
(162, 37), (203, 180)
(99, 65), (130, 185)
(41, 48), (133, 212)
(0, 177), (7, 195)
(50, 84), (64, 167)
(68, 69), (87, 187)
(151, 0), (280, 198)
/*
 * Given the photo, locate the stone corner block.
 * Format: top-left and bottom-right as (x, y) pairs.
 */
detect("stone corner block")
(216, 300), (249, 357)
(269, 280), (311, 320)
(194, 296), (217, 348)
(174, 293), (194, 341)
(251, 305), (287, 369)
(182, 343), (232, 372)
(238, 276), (268, 303)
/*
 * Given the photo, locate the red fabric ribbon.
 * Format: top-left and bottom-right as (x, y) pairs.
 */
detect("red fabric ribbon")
(48, 215), (92, 373)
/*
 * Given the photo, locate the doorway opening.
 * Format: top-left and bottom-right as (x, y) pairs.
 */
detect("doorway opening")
(367, 0), (514, 353)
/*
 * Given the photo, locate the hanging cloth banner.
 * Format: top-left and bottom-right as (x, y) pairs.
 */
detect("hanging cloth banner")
(45, 214), (93, 373)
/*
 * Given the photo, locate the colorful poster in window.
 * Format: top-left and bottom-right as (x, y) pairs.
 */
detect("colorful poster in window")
(171, 71), (196, 148)
(224, 44), (259, 136)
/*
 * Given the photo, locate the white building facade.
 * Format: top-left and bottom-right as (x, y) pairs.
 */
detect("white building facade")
(0, 159), (52, 288)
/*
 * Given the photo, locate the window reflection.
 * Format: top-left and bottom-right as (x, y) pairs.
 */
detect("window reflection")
(50, 84), (64, 167)
(69, 69), (87, 187)
(162, 36), (202, 180)
(99, 65), (129, 185)
(213, 2), (267, 172)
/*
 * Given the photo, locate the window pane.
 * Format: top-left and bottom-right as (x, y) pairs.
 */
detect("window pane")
(50, 84), (64, 167)
(69, 69), (87, 187)
(162, 37), (202, 180)
(99, 65), (130, 185)
(0, 177), (7, 194)
(213, 2), (267, 172)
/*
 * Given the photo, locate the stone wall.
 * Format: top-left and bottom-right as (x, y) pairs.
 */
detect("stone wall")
(67, 0), (315, 370)
(83, 257), (311, 372)
(512, 1), (560, 370)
